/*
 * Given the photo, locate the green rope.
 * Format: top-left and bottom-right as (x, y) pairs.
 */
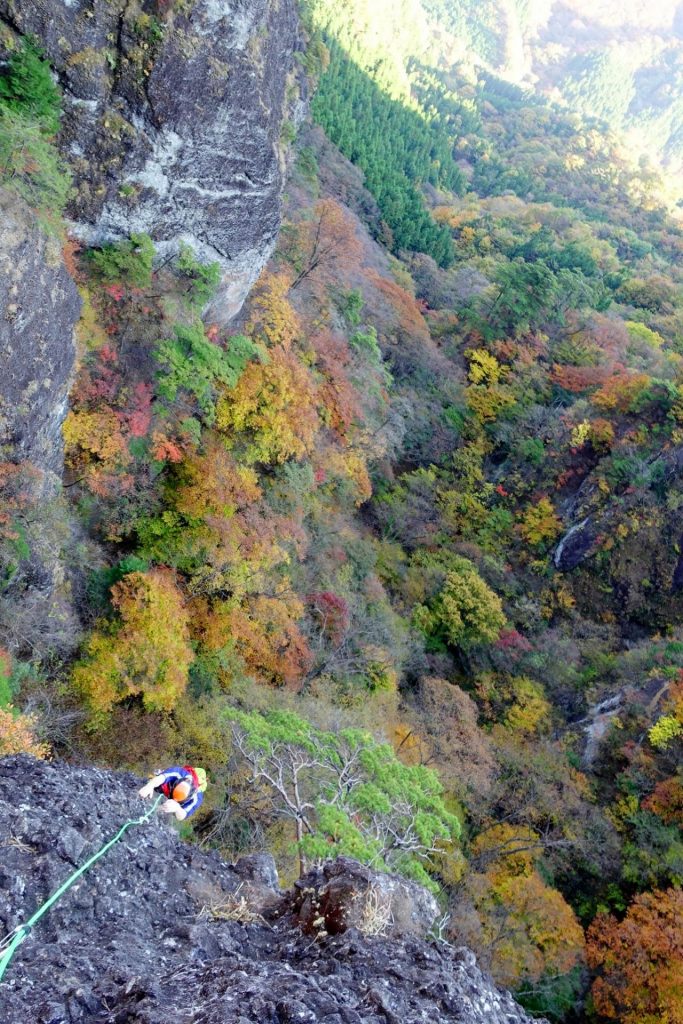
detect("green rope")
(0, 794), (163, 985)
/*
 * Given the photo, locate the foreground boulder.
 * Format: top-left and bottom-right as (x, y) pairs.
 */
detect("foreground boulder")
(0, 756), (544, 1023)
(292, 856), (440, 940)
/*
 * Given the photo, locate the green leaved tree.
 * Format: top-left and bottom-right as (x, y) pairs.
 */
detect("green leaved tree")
(413, 556), (506, 650)
(0, 37), (61, 133)
(176, 243), (222, 311)
(89, 232), (155, 288)
(226, 707), (460, 887)
(155, 323), (256, 424)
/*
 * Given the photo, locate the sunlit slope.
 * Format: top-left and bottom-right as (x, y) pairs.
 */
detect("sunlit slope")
(306, 0), (683, 178)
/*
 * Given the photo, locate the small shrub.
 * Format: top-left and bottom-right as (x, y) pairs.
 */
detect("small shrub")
(176, 243), (221, 311)
(0, 706), (50, 758)
(200, 885), (266, 925)
(88, 232), (155, 287)
(0, 37), (61, 133)
(357, 886), (394, 936)
(350, 326), (384, 368)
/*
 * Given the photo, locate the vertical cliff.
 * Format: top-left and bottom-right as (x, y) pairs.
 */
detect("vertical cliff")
(0, 188), (79, 481)
(0, 0), (305, 652)
(0, 0), (306, 322)
(0, 189), (82, 655)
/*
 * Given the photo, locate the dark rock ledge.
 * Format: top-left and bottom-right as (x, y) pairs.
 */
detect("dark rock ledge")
(0, 756), (544, 1023)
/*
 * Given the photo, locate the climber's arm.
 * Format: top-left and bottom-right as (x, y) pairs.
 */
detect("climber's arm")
(138, 767), (182, 799)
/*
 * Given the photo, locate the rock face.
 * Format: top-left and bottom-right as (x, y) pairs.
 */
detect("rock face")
(0, 188), (80, 480)
(292, 856), (440, 940)
(0, 189), (81, 656)
(0, 755), (544, 1024)
(554, 516), (595, 572)
(0, 0), (305, 323)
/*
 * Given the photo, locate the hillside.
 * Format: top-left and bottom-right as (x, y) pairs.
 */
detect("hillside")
(0, 3), (681, 1024)
(309, 0), (683, 184)
(465, 0), (683, 182)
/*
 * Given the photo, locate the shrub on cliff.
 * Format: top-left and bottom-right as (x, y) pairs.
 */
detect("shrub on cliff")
(176, 244), (222, 311)
(0, 36), (61, 133)
(88, 233), (155, 288)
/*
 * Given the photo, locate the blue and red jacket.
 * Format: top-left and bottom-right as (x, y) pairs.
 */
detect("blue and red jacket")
(154, 766), (204, 818)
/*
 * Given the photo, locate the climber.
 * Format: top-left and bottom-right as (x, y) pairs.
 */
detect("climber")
(138, 765), (207, 821)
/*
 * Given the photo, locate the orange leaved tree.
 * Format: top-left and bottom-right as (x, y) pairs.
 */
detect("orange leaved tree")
(587, 888), (683, 1024)
(0, 707), (50, 758)
(454, 824), (585, 990)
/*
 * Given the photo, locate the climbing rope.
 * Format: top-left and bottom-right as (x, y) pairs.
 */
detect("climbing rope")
(0, 794), (163, 985)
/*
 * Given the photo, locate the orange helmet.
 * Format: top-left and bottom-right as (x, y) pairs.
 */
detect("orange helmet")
(172, 779), (193, 803)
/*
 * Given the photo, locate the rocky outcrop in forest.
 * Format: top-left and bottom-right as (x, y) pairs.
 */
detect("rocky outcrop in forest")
(0, 0), (305, 322)
(0, 756), (544, 1024)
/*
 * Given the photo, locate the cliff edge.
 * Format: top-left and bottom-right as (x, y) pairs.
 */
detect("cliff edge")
(0, 756), (545, 1024)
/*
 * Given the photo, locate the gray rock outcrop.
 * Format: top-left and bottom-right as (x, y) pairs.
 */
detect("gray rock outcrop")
(0, 188), (80, 480)
(554, 516), (595, 572)
(0, 755), (545, 1024)
(0, 0), (305, 323)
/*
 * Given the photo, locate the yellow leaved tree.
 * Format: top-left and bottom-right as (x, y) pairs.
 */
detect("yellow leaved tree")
(72, 568), (194, 728)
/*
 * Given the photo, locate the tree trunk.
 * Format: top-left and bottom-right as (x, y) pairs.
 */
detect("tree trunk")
(296, 816), (308, 876)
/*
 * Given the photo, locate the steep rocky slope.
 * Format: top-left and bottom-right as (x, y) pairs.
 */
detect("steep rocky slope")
(0, 188), (79, 482)
(0, 0), (305, 322)
(0, 0), (306, 648)
(0, 756), (544, 1024)
(0, 189), (82, 656)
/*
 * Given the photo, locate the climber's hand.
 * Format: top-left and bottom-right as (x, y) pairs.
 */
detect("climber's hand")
(174, 807), (188, 821)
(161, 799), (182, 814)
(139, 782), (155, 799)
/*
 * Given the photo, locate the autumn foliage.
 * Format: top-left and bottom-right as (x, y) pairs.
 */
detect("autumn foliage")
(72, 569), (193, 726)
(196, 595), (312, 689)
(587, 888), (683, 1024)
(284, 199), (363, 292)
(33, 51), (683, 1024)
(457, 824), (585, 990)
(0, 707), (50, 758)
(247, 270), (301, 349)
(216, 346), (319, 463)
